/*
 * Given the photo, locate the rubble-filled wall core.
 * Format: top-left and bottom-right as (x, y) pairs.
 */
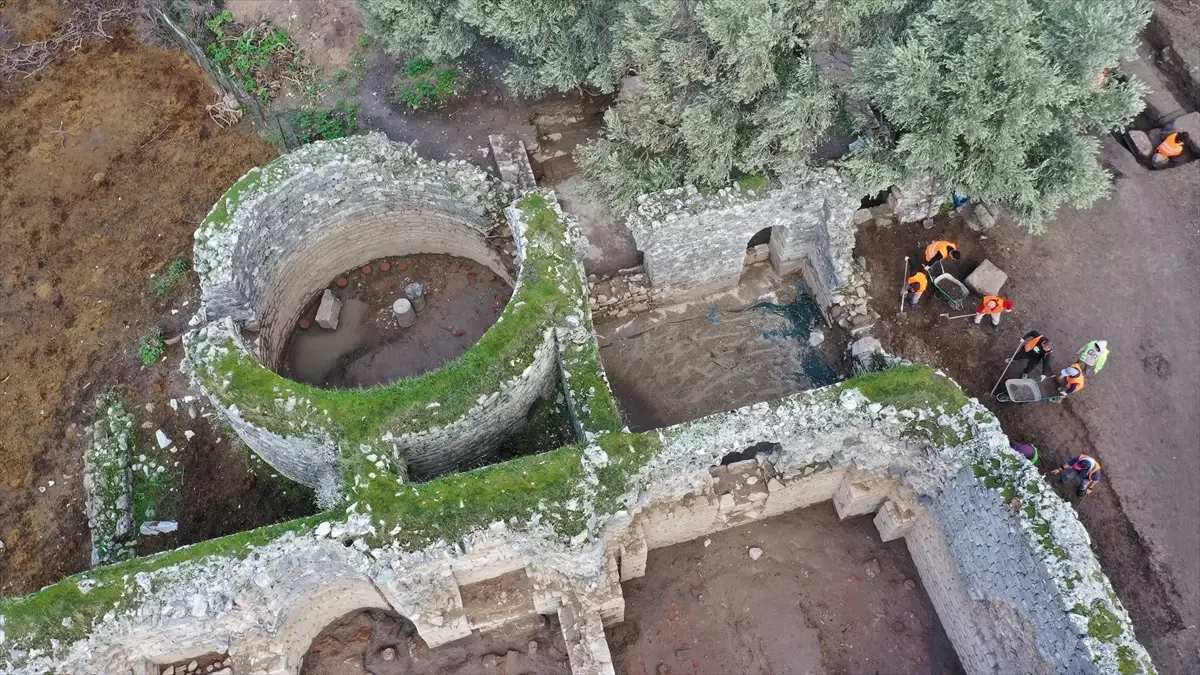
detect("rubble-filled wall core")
(626, 170), (857, 307)
(0, 367), (1155, 675)
(181, 137), (616, 502)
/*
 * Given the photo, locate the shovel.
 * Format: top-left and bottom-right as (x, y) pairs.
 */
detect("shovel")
(898, 256), (909, 316)
(938, 312), (976, 320)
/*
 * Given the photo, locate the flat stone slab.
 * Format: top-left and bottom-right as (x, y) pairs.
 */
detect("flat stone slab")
(315, 289), (342, 330)
(965, 259), (1007, 297)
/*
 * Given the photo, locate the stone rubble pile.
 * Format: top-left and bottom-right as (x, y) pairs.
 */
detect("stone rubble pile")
(828, 259), (876, 335)
(586, 266), (658, 320)
(82, 400), (138, 566)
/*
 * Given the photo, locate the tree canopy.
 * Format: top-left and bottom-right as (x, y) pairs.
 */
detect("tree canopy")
(357, 0), (1150, 228)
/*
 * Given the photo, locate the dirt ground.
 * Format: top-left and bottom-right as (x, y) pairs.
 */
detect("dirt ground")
(598, 267), (846, 431)
(226, 0), (365, 74)
(301, 608), (570, 675)
(0, 23), (318, 596)
(855, 138), (1200, 673)
(281, 254), (513, 388)
(607, 504), (962, 675)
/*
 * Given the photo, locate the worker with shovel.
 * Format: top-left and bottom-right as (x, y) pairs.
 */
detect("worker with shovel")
(1014, 331), (1054, 379)
(1051, 453), (1102, 497)
(905, 270), (928, 309)
(974, 295), (1013, 326)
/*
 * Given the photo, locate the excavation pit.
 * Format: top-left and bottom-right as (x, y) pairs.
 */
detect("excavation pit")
(281, 254), (514, 389)
(607, 505), (963, 674)
(300, 608), (571, 675)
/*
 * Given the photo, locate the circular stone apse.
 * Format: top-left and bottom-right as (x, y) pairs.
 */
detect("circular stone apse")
(280, 253), (514, 389)
(185, 134), (572, 497)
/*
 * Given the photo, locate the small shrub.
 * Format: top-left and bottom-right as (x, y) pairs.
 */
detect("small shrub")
(289, 100), (359, 145)
(137, 329), (165, 366)
(203, 11), (300, 103)
(152, 258), (189, 297)
(390, 60), (462, 110)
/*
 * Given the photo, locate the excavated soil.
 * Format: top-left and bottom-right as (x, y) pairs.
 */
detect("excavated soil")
(301, 608), (571, 675)
(281, 254), (514, 389)
(854, 149), (1199, 673)
(608, 505), (962, 675)
(0, 29), (318, 596)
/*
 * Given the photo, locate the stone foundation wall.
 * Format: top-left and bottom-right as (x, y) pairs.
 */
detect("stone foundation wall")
(626, 170), (856, 307)
(7, 378), (1152, 675)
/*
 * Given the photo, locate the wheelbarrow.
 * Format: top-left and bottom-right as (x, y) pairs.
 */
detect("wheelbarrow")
(932, 273), (969, 311)
(996, 377), (1063, 404)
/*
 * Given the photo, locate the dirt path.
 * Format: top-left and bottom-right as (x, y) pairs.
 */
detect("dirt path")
(0, 31), (314, 596)
(608, 504), (962, 675)
(855, 138), (1200, 673)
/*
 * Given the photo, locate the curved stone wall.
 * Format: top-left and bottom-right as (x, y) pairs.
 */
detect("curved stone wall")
(184, 137), (575, 500)
(193, 133), (512, 367)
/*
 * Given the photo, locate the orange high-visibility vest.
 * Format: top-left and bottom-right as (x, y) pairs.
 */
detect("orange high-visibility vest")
(1158, 132), (1184, 158)
(924, 240), (956, 263)
(907, 272), (927, 293)
(979, 295), (1004, 315)
(1023, 334), (1049, 353)
(1064, 363), (1086, 393)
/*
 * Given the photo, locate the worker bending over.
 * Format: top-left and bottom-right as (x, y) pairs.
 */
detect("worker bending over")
(1056, 363), (1086, 397)
(1154, 131), (1188, 166)
(905, 271), (928, 308)
(974, 295), (1013, 325)
(1015, 331), (1053, 378)
(1051, 454), (1102, 497)
(923, 240), (961, 267)
(1077, 340), (1109, 373)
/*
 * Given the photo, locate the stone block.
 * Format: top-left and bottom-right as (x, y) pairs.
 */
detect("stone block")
(873, 499), (918, 542)
(315, 289), (342, 330)
(965, 259), (1007, 297)
(833, 474), (893, 519)
(1166, 111), (1200, 153)
(1126, 130), (1154, 158)
(965, 204), (996, 232)
(853, 208), (872, 225)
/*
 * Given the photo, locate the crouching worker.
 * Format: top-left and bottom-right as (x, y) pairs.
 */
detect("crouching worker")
(1056, 363), (1086, 397)
(1051, 454), (1102, 497)
(923, 240), (961, 268)
(906, 271), (928, 308)
(1016, 331), (1053, 379)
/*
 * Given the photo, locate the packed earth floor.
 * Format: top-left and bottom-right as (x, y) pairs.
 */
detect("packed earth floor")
(0, 22), (317, 596)
(607, 505), (962, 675)
(281, 254), (514, 389)
(855, 137), (1200, 673)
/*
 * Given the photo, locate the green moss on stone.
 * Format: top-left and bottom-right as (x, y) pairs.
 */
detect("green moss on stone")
(847, 365), (969, 411)
(1087, 600), (1123, 642)
(1116, 645), (1146, 675)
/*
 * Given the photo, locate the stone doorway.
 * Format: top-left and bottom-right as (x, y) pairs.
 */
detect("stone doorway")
(743, 226), (775, 273)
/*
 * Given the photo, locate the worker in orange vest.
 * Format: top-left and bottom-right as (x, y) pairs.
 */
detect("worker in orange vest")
(905, 271), (928, 308)
(1051, 453), (1102, 497)
(1014, 330), (1054, 379)
(974, 295), (1013, 326)
(923, 240), (961, 267)
(1154, 131), (1187, 165)
(1056, 363), (1086, 397)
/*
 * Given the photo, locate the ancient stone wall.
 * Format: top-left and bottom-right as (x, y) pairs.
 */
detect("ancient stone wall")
(626, 170), (856, 307)
(81, 400), (137, 566)
(9, 372), (1152, 675)
(192, 133), (510, 366)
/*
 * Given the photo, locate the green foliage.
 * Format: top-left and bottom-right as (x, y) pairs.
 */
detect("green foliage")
(136, 329), (165, 367)
(289, 100), (359, 144)
(357, 0), (618, 94)
(846, 364), (969, 411)
(390, 60), (462, 110)
(852, 0), (1149, 230)
(152, 258), (189, 297)
(204, 12), (298, 102)
(132, 464), (174, 524)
